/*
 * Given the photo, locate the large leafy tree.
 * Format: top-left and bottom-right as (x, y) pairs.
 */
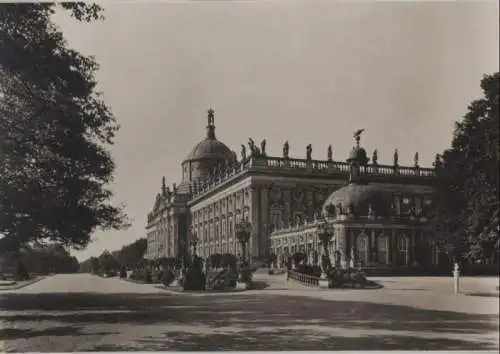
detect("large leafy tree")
(432, 72), (499, 262)
(0, 3), (128, 254)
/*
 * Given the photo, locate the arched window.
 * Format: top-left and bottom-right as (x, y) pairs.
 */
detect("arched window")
(377, 236), (389, 265)
(356, 234), (369, 266)
(397, 235), (410, 266)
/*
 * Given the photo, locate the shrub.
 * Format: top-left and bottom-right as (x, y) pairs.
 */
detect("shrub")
(14, 262), (30, 281)
(161, 270), (175, 287)
(144, 269), (152, 284)
(238, 267), (253, 283)
(120, 266), (127, 278)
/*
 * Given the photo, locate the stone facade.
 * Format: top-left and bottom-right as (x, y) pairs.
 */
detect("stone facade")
(146, 110), (440, 269)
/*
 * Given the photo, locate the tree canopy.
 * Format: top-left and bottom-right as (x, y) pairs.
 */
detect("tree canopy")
(0, 3), (129, 253)
(432, 72), (499, 262)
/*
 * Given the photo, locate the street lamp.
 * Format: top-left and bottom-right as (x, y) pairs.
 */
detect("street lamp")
(235, 218), (252, 263)
(190, 232), (199, 256)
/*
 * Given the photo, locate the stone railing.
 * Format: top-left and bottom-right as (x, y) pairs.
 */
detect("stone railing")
(287, 269), (320, 288)
(191, 155), (435, 201)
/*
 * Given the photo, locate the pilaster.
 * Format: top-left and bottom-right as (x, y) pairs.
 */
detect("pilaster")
(260, 186), (270, 256)
(250, 186), (260, 258)
(283, 189), (291, 228)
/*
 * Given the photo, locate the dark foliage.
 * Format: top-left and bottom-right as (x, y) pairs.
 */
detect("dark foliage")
(182, 256), (206, 291)
(14, 261), (29, 281)
(161, 269), (175, 287)
(431, 72), (499, 262)
(0, 3), (129, 255)
(119, 265), (127, 278)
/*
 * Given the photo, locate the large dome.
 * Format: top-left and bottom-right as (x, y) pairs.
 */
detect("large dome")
(184, 138), (233, 162)
(181, 109), (236, 182)
(322, 183), (393, 218)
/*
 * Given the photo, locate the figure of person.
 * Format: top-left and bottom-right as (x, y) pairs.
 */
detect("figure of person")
(306, 144), (312, 160)
(327, 145), (333, 161)
(283, 141), (289, 159)
(393, 149), (399, 167)
(260, 139), (266, 156)
(248, 138), (256, 153)
(207, 108), (215, 125)
(240, 144), (247, 160)
(414, 152), (419, 167)
(372, 149), (378, 165)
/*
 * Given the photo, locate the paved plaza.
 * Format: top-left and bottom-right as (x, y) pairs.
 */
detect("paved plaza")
(0, 273), (498, 352)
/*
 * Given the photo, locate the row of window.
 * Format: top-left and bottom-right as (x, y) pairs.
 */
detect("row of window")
(192, 211), (249, 243)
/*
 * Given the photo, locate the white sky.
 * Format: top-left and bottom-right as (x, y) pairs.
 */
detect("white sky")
(50, 0), (499, 261)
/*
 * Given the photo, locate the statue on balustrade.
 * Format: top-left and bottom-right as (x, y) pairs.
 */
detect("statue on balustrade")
(327, 145), (333, 161)
(336, 203), (343, 215)
(161, 176), (167, 195)
(240, 144), (247, 161)
(166, 186), (172, 200)
(372, 149), (378, 165)
(248, 137), (261, 156)
(414, 152), (419, 168)
(393, 149), (399, 167)
(325, 203), (336, 217)
(368, 204), (374, 219)
(433, 153), (441, 168)
(306, 144), (312, 160)
(231, 151), (238, 164)
(283, 141), (289, 159)
(172, 183), (177, 195)
(260, 139), (266, 156)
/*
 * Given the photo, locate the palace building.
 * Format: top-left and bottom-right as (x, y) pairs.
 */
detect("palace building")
(146, 109), (445, 270)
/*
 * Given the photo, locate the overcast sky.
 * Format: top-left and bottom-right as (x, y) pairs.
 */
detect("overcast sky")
(52, 1), (499, 261)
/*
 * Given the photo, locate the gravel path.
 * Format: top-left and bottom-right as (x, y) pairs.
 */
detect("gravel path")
(0, 274), (498, 352)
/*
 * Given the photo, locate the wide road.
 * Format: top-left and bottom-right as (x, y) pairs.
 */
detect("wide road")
(0, 274), (498, 352)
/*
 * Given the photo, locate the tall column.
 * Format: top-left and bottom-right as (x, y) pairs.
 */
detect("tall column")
(249, 186), (260, 258)
(388, 229), (395, 265)
(410, 228), (416, 266)
(283, 189), (291, 227)
(260, 186), (270, 257)
(338, 226), (347, 268)
(391, 229), (398, 265)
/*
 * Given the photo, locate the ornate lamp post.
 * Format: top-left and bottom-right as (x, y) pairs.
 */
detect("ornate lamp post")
(235, 218), (252, 263)
(190, 232), (199, 257)
(317, 218), (334, 278)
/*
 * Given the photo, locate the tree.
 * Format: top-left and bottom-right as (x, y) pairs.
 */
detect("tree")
(432, 72), (499, 262)
(0, 3), (129, 254)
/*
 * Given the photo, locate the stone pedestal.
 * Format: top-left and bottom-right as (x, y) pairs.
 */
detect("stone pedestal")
(236, 281), (248, 290)
(318, 276), (330, 289)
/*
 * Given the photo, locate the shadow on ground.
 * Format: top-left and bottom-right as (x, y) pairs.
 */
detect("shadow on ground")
(0, 291), (498, 351)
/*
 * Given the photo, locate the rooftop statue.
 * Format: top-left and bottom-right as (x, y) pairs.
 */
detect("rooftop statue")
(372, 149), (378, 165)
(283, 141), (289, 159)
(240, 144), (247, 160)
(353, 128), (365, 146)
(327, 145), (333, 161)
(306, 144), (312, 160)
(248, 138), (260, 155)
(393, 149), (399, 167)
(161, 176), (166, 194)
(260, 139), (266, 156)
(414, 152), (419, 167)
(207, 108), (215, 126)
